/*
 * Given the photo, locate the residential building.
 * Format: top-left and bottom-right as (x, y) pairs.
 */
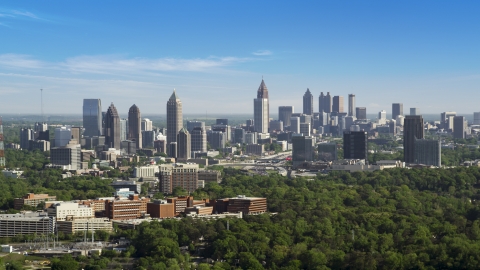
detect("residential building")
(128, 104), (142, 149)
(303, 88), (314, 115)
(278, 106), (293, 127)
(254, 79), (269, 134)
(104, 103), (121, 149)
(343, 131), (368, 160)
(83, 99), (102, 137)
(159, 163), (199, 194)
(14, 193), (57, 210)
(167, 90), (183, 156)
(404, 115), (424, 163)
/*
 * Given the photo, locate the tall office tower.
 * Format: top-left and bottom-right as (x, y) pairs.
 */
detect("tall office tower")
(216, 119), (228, 125)
(389, 120), (397, 135)
(278, 106), (293, 127)
(453, 116), (466, 139)
(187, 121), (205, 133)
(142, 130), (156, 148)
(141, 118), (153, 131)
(83, 99), (102, 137)
(356, 107), (367, 120)
(50, 139), (81, 170)
(234, 128), (245, 144)
(319, 92), (332, 113)
(269, 120), (284, 132)
(345, 116), (356, 131)
(403, 115), (424, 163)
(378, 110), (387, 124)
(104, 103), (121, 149)
(300, 123), (311, 136)
(292, 135), (314, 167)
(414, 139), (441, 167)
(177, 128), (191, 159)
(208, 131), (226, 150)
(0, 117), (4, 167)
(254, 79), (269, 134)
(348, 94), (356, 117)
(20, 128), (34, 150)
(332, 96), (344, 113)
(303, 88), (314, 115)
(128, 104), (142, 149)
(410, 108), (420, 116)
(191, 126), (207, 153)
(343, 131), (368, 160)
(474, 112), (480, 125)
(169, 142), (177, 158)
(290, 117), (300, 134)
(441, 111), (457, 130)
(167, 90), (183, 156)
(119, 118), (128, 142)
(54, 126), (72, 147)
(34, 122), (48, 132)
(392, 103), (403, 120)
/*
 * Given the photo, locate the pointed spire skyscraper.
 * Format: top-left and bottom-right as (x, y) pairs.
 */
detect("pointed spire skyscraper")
(104, 103), (120, 149)
(303, 88), (313, 115)
(254, 79), (269, 133)
(167, 89), (183, 156)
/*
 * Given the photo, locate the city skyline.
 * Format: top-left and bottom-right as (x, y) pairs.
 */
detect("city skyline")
(1, 2), (480, 114)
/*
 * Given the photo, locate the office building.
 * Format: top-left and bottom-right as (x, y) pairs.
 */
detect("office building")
(141, 118), (153, 131)
(147, 200), (175, 218)
(414, 139), (441, 167)
(343, 131), (368, 160)
(105, 194), (149, 220)
(50, 139), (81, 170)
(104, 103), (121, 149)
(254, 79), (269, 133)
(0, 213), (55, 237)
(223, 196), (267, 215)
(244, 132), (257, 145)
(269, 120), (283, 132)
(111, 180), (142, 194)
(187, 121), (205, 133)
(300, 123), (311, 136)
(83, 99), (102, 137)
(290, 117), (300, 134)
(34, 122), (48, 132)
(57, 218), (112, 234)
(278, 106), (293, 127)
(31, 140), (50, 152)
(233, 128), (245, 144)
(47, 202), (94, 221)
(167, 90), (183, 156)
(191, 127), (207, 153)
(216, 119), (228, 125)
(318, 143), (337, 161)
(356, 107), (367, 120)
(403, 115), (424, 163)
(159, 163), (199, 194)
(212, 124), (231, 142)
(208, 131), (226, 150)
(292, 135), (314, 167)
(332, 96), (344, 113)
(389, 120), (397, 135)
(453, 116), (466, 139)
(348, 94), (355, 117)
(198, 170), (221, 184)
(20, 128), (34, 150)
(474, 112), (480, 125)
(141, 130), (155, 149)
(177, 128), (191, 159)
(410, 108), (420, 116)
(13, 193), (57, 210)
(128, 104), (142, 149)
(169, 142), (178, 158)
(119, 118), (128, 142)
(54, 126), (72, 147)
(245, 144), (264, 156)
(319, 92), (332, 113)
(440, 112), (456, 130)
(392, 103), (403, 120)
(303, 88), (314, 115)
(378, 110), (387, 125)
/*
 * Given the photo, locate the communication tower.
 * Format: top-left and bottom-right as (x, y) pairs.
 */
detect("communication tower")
(0, 116), (5, 167)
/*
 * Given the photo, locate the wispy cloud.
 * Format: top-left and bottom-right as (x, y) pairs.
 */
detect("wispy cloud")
(0, 54), (44, 69)
(12, 10), (39, 19)
(252, 50), (272, 56)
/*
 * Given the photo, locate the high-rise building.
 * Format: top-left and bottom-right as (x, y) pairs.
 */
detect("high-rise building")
(440, 111), (456, 130)
(119, 118), (128, 142)
(141, 118), (153, 131)
(234, 128), (245, 144)
(410, 108), (420, 116)
(177, 128), (191, 159)
(216, 119), (228, 125)
(356, 107), (367, 120)
(290, 117), (300, 134)
(254, 79), (269, 134)
(83, 99), (102, 137)
(142, 130), (155, 149)
(343, 131), (368, 160)
(392, 103), (403, 120)
(474, 112), (480, 125)
(318, 143), (337, 161)
(332, 96), (344, 113)
(303, 88), (313, 115)
(159, 163), (199, 194)
(0, 117), (4, 167)
(34, 122), (48, 132)
(128, 104), (142, 149)
(20, 128), (34, 150)
(319, 92), (332, 113)
(278, 106), (293, 127)
(403, 115), (424, 163)
(348, 94), (355, 117)
(167, 90), (183, 156)
(191, 127), (207, 153)
(378, 110), (387, 125)
(292, 135), (314, 167)
(207, 131), (226, 150)
(55, 126), (72, 147)
(414, 139), (441, 167)
(269, 120), (284, 132)
(453, 116), (466, 139)
(50, 139), (81, 170)
(187, 121), (205, 133)
(104, 103), (121, 149)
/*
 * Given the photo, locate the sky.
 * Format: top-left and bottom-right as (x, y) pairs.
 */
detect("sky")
(1, 1), (480, 116)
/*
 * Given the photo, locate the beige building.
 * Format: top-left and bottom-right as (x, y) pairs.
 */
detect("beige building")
(57, 217), (112, 234)
(14, 193), (57, 210)
(159, 163), (199, 194)
(47, 202), (94, 221)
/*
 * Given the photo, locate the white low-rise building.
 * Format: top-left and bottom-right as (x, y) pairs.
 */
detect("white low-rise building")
(47, 202), (94, 221)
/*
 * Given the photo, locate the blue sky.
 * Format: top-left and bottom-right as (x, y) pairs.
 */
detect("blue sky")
(1, 1), (479, 115)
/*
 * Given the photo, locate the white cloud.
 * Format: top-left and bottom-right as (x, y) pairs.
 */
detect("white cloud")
(12, 10), (39, 19)
(252, 50), (272, 56)
(0, 54), (44, 69)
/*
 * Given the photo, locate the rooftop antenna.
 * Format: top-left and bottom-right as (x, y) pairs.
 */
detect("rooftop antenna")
(40, 88), (44, 122)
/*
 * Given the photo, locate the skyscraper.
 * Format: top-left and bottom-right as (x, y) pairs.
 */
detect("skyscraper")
(278, 106), (293, 127)
(20, 128), (34, 150)
(474, 112), (480, 125)
(410, 108), (420, 116)
(392, 103), (403, 120)
(403, 115), (424, 163)
(319, 92), (332, 113)
(191, 126), (207, 153)
(303, 88), (313, 115)
(141, 118), (153, 131)
(414, 139), (441, 167)
(453, 116), (466, 139)
(167, 89), (183, 156)
(83, 99), (102, 137)
(177, 128), (191, 159)
(348, 94), (355, 117)
(343, 131), (368, 160)
(332, 96), (344, 113)
(356, 107), (367, 120)
(292, 135), (314, 167)
(128, 104), (142, 149)
(254, 79), (269, 134)
(440, 111), (456, 130)
(104, 103), (121, 149)
(187, 121), (205, 133)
